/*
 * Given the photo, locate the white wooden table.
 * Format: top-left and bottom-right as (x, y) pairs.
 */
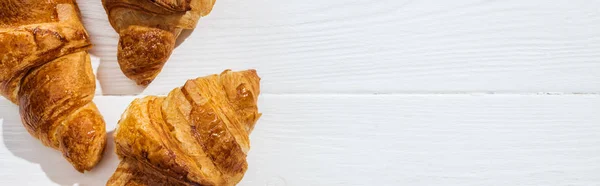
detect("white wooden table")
(1, 0), (599, 185)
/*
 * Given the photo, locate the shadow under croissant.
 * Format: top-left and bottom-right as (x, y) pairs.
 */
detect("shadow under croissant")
(2, 109), (118, 185)
(95, 55), (146, 95)
(89, 28), (195, 95)
(175, 28), (195, 48)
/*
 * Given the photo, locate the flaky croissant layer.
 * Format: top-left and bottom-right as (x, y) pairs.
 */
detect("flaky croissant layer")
(108, 70), (261, 186)
(0, 0), (106, 172)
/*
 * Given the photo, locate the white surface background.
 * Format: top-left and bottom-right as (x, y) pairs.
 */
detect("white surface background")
(1, 0), (599, 185)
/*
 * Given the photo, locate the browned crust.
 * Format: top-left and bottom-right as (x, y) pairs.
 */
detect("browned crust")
(0, 1), (106, 172)
(108, 158), (189, 186)
(117, 26), (176, 86)
(101, 0), (216, 85)
(108, 70), (261, 186)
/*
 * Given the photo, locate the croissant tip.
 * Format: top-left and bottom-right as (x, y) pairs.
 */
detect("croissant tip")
(117, 25), (174, 87)
(74, 164), (93, 173)
(74, 167), (86, 173)
(136, 79), (153, 86)
(221, 69), (232, 74)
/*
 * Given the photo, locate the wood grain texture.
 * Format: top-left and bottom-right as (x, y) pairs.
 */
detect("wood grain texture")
(2, 0), (598, 185)
(1, 95), (599, 185)
(76, 0), (600, 95)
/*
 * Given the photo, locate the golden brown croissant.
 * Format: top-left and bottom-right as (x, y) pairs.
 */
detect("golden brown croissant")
(107, 70), (261, 186)
(0, 0), (107, 172)
(102, 0), (216, 85)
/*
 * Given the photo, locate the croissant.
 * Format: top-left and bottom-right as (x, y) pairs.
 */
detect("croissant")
(107, 70), (261, 186)
(102, 0), (216, 85)
(0, 0), (107, 172)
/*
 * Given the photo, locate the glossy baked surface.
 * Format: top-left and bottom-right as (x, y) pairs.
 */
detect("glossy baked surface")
(108, 70), (260, 186)
(0, 0), (106, 172)
(102, 0), (216, 85)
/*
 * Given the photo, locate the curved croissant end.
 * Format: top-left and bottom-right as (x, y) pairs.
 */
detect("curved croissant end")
(19, 52), (107, 172)
(108, 70), (261, 186)
(0, 1), (106, 172)
(102, 0), (216, 85)
(117, 26), (175, 86)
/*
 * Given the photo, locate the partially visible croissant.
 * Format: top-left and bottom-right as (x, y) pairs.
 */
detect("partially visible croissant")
(102, 0), (216, 85)
(107, 70), (261, 186)
(0, 0), (106, 172)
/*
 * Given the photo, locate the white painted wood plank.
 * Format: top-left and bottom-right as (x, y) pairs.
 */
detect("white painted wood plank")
(77, 0), (600, 95)
(1, 95), (599, 185)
